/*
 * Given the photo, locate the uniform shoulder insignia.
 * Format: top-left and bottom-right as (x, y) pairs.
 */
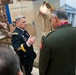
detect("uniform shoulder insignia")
(12, 32), (18, 35)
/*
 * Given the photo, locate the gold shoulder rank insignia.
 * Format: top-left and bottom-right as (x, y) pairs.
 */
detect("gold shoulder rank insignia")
(12, 32), (18, 35)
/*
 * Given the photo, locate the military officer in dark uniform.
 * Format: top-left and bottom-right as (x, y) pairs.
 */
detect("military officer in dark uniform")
(39, 8), (76, 75)
(12, 16), (36, 75)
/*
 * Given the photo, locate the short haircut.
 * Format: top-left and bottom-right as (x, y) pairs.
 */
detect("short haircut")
(0, 46), (20, 75)
(15, 15), (25, 22)
(52, 8), (68, 20)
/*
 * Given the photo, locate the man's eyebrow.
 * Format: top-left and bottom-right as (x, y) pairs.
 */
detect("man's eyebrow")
(22, 21), (26, 23)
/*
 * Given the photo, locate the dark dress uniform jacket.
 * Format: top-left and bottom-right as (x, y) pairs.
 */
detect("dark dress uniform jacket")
(12, 27), (36, 65)
(39, 24), (76, 75)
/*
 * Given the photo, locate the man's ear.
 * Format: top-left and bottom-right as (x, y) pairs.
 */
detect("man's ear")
(17, 70), (23, 75)
(54, 16), (58, 23)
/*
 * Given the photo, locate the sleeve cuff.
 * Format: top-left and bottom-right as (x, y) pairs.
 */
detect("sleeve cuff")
(26, 41), (31, 47)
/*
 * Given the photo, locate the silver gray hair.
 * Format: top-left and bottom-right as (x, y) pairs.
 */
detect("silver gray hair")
(15, 15), (25, 22)
(52, 8), (68, 20)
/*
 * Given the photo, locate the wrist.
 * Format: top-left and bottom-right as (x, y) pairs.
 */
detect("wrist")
(26, 41), (31, 47)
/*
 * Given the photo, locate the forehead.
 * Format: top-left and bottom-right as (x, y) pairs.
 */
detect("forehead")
(20, 18), (26, 21)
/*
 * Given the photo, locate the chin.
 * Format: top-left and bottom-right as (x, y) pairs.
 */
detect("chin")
(52, 26), (56, 29)
(24, 27), (27, 30)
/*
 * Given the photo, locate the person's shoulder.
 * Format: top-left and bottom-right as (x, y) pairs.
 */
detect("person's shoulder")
(46, 30), (55, 37)
(41, 31), (54, 42)
(13, 27), (23, 35)
(12, 32), (18, 35)
(12, 28), (19, 36)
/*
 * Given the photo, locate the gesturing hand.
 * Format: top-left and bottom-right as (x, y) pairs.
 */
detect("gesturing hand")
(27, 36), (36, 45)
